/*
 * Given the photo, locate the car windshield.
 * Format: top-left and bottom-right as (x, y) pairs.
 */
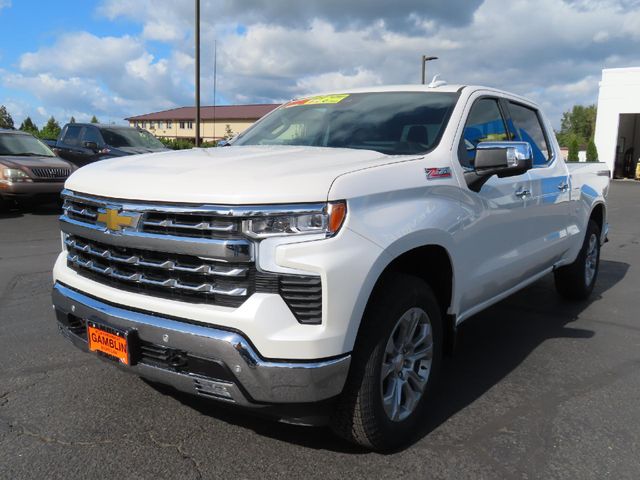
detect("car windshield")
(0, 133), (55, 157)
(233, 92), (459, 155)
(100, 128), (165, 149)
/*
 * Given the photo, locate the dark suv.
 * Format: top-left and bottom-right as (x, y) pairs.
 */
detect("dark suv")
(54, 123), (168, 167)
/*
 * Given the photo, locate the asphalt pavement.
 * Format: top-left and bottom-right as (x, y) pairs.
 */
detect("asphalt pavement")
(1, 181), (639, 479)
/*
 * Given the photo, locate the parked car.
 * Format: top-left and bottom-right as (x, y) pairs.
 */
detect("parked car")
(51, 84), (609, 451)
(0, 129), (75, 209)
(54, 123), (168, 167)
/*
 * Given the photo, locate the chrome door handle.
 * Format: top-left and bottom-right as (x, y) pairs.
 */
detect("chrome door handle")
(515, 189), (531, 199)
(558, 182), (569, 192)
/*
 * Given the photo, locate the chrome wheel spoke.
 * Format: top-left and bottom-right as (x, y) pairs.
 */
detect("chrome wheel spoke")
(406, 344), (433, 363)
(381, 361), (394, 381)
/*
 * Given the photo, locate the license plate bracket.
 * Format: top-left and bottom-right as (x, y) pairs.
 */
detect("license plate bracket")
(86, 321), (137, 366)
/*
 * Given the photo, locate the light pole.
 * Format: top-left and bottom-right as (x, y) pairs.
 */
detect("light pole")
(195, 0), (201, 146)
(421, 55), (438, 85)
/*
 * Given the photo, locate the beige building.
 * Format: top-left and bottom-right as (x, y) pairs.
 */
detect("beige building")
(126, 104), (280, 142)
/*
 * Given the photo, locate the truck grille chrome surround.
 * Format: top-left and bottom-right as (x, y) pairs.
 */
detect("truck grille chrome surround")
(60, 190), (324, 322)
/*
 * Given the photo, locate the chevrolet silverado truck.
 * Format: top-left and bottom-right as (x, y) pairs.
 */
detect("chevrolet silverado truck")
(51, 84), (610, 450)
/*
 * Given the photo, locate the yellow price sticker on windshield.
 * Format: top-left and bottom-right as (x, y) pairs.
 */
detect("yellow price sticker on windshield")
(285, 94), (350, 108)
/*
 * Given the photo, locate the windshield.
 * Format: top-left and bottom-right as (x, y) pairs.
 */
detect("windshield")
(0, 133), (55, 157)
(233, 92), (459, 155)
(100, 128), (165, 149)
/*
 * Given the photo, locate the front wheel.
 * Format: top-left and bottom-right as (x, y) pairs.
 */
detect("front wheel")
(330, 273), (442, 451)
(554, 219), (601, 300)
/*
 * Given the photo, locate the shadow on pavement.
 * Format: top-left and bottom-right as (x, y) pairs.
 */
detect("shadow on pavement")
(0, 200), (62, 218)
(146, 259), (630, 454)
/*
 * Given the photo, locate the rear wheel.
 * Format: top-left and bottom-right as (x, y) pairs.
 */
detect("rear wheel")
(554, 219), (601, 300)
(330, 273), (442, 451)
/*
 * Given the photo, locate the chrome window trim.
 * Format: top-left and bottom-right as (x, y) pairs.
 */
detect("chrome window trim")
(62, 189), (327, 217)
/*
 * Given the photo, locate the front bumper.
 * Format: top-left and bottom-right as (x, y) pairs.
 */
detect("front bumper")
(0, 181), (64, 198)
(52, 282), (350, 408)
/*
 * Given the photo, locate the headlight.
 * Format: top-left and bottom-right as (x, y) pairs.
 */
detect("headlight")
(243, 201), (347, 239)
(0, 167), (33, 183)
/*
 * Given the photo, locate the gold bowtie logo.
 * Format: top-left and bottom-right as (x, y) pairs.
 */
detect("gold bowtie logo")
(97, 208), (136, 231)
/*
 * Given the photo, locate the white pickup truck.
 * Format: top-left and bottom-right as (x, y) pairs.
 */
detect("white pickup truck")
(52, 84), (610, 450)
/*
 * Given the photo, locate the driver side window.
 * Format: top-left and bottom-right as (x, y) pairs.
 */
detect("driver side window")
(460, 98), (509, 168)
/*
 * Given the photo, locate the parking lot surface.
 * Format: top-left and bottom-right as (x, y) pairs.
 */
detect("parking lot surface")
(1, 181), (639, 479)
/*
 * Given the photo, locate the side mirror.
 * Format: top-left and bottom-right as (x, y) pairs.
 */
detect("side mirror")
(467, 141), (533, 191)
(83, 141), (99, 152)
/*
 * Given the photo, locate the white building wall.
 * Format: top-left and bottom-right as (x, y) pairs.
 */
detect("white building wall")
(594, 67), (640, 176)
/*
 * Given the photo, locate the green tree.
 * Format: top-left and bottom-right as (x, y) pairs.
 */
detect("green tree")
(0, 105), (15, 129)
(19, 116), (39, 135)
(556, 104), (597, 147)
(40, 116), (61, 140)
(90, 115), (99, 123)
(223, 124), (235, 140)
(69, 116), (76, 124)
(586, 140), (598, 162)
(567, 137), (580, 162)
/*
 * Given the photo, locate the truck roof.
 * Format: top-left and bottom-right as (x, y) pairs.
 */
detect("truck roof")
(301, 84), (538, 108)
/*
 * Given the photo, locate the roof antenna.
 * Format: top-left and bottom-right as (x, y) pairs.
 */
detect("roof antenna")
(428, 74), (447, 88)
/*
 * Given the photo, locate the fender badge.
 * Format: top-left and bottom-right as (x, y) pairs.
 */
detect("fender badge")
(425, 167), (452, 180)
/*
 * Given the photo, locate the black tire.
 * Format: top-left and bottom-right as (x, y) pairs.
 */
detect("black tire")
(330, 273), (443, 451)
(554, 219), (601, 300)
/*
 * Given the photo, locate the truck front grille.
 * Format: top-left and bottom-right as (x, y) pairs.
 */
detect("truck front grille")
(31, 167), (70, 179)
(66, 235), (252, 307)
(60, 190), (323, 323)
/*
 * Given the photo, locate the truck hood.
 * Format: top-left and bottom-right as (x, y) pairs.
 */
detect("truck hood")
(66, 145), (406, 204)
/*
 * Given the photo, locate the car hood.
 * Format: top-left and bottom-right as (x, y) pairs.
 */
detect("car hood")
(109, 146), (168, 156)
(0, 155), (73, 169)
(65, 145), (412, 204)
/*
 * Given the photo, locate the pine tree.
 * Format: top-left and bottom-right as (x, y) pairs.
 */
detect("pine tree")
(19, 116), (39, 135)
(567, 137), (579, 162)
(40, 116), (61, 140)
(0, 105), (15, 129)
(69, 116), (76, 124)
(90, 115), (99, 124)
(586, 140), (598, 162)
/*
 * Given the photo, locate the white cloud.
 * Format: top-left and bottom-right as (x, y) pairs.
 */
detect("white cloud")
(0, 0), (11, 11)
(3, 0), (640, 127)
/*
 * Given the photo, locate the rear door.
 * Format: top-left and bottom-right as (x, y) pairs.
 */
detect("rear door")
(455, 96), (535, 313)
(506, 101), (572, 268)
(56, 125), (85, 165)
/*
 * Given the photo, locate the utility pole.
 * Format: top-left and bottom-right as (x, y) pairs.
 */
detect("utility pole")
(421, 55), (438, 84)
(195, 0), (201, 146)
(213, 39), (217, 143)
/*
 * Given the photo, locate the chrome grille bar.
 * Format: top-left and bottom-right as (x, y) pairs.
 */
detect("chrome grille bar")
(64, 237), (249, 277)
(67, 253), (248, 297)
(142, 218), (236, 233)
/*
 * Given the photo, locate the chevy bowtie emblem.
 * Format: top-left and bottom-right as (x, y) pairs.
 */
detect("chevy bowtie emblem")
(97, 208), (139, 232)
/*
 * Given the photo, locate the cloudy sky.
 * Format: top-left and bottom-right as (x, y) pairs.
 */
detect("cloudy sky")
(1, 0), (639, 128)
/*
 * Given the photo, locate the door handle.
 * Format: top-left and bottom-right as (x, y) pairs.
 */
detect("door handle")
(558, 181), (569, 192)
(515, 189), (531, 199)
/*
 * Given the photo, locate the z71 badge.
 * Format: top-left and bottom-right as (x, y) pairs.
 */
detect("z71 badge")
(425, 167), (452, 180)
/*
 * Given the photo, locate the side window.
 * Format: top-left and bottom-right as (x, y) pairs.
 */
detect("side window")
(508, 102), (551, 166)
(460, 98), (509, 167)
(62, 125), (83, 147)
(82, 127), (103, 146)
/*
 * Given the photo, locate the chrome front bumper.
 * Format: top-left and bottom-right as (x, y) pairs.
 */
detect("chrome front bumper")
(52, 283), (350, 407)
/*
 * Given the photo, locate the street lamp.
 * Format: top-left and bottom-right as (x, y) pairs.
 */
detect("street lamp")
(421, 55), (438, 85)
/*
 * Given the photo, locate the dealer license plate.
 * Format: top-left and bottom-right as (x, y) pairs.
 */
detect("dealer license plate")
(86, 322), (130, 365)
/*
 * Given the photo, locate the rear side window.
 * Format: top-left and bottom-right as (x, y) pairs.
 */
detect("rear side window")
(460, 98), (509, 167)
(62, 125), (83, 147)
(508, 102), (551, 166)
